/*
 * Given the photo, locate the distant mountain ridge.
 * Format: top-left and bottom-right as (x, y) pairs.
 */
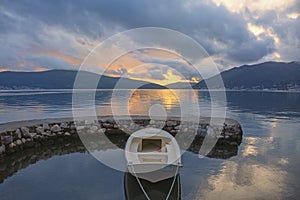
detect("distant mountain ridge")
(166, 82), (197, 89)
(193, 61), (300, 91)
(1, 61), (299, 90)
(0, 70), (165, 90)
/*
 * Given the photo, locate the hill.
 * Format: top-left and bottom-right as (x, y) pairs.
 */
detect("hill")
(0, 70), (165, 90)
(193, 61), (300, 90)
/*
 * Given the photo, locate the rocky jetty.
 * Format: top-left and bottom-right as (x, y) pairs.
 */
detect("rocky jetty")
(0, 116), (243, 159)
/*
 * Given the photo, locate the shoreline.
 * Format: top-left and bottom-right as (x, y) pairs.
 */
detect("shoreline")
(0, 88), (299, 93)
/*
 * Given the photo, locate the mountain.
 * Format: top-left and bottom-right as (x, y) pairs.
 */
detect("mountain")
(0, 70), (166, 90)
(166, 82), (197, 89)
(193, 61), (300, 90)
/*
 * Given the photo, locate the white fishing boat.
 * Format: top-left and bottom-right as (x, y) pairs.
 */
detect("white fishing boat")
(125, 128), (182, 183)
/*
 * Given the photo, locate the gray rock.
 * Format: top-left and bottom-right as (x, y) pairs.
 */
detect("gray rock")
(28, 132), (37, 138)
(21, 138), (26, 143)
(102, 123), (114, 129)
(0, 145), (5, 154)
(113, 124), (119, 129)
(149, 120), (156, 125)
(3, 135), (13, 145)
(16, 139), (22, 145)
(84, 120), (95, 125)
(36, 126), (44, 134)
(15, 129), (22, 139)
(64, 132), (71, 136)
(89, 125), (98, 132)
(41, 132), (51, 136)
(9, 142), (16, 148)
(76, 126), (85, 131)
(21, 126), (30, 136)
(166, 120), (177, 127)
(70, 124), (76, 130)
(43, 123), (50, 130)
(60, 122), (68, 129)
(174, 125), (181, 130)
(51, 124), (61, 133)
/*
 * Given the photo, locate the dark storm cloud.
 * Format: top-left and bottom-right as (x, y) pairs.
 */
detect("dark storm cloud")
(0, 0), (299, 71)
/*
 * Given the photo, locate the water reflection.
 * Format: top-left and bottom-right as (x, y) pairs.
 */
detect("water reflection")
(0, 129), (241, 185)
(1, 90), (300, 123)
(124, 172), (181, 200)
(1, 90), (300, 199)
(195, 160), (290, 200)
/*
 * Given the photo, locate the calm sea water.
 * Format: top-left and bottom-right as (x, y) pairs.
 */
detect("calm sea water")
(0, 90), (299, 199)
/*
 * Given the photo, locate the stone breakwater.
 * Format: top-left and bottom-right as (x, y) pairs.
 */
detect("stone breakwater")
(0, 117), (243, 159)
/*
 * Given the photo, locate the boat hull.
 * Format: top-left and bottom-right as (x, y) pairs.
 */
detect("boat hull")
(127, 164), (180, 183)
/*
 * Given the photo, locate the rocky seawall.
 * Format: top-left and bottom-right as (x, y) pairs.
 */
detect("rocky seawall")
(0, 116), (243, 159)
(0, 116), (243, 183)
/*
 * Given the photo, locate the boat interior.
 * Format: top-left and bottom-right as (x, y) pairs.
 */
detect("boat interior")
(129, 137), (173, 164)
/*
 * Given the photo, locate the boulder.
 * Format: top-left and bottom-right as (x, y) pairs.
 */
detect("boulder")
(16, 140), (22, 145)
(28, 132), (37, 138)
(36, 126), (44, 134)
(89, 125), (98, 132)
(3, 135), (13, 145)
(64, 132), (71, 136)
(43, 123), (50, 130)
(51, 124), (61, 133)
(8, 142), (16, 148)
(15, 129), (22, 139)
(60, 122), (68, 129)
(166, 120), (177, 127)
(0, 145), (5, 154)
(41, 131), (51, 136)
(20, 127), (30, 137)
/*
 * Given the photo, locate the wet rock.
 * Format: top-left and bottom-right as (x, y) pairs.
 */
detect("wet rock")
(70, 124), (76, 130)
(149, 120), (156, 125)
(16, 140), (22, 145)
(36, 126), (44, 134)
(102, 123), (114, 129)
(170, 129), (177, 134)
(15, 129), (22, 139)
(113, 124), (119, 129)
(43, 123), (50, 130)
(166, 120), (177, 127)
(64, 132), (71, 136)
(3, 135), (13, 145)
(197, 126), (207, 137)
(41, 131), (51, 136)
(28, 132), (37, 138)
(9, 142), (16, 148)
(89, 125), (98, 132)
(21, 127), (30, 136)
(0, 145), (5, 154)
(76, 126), (85, 131)
(60, 122), (68, 129)
(51, 124), (61, 133)
(84, 120), (95, 125)
(174, 125), (181, 130)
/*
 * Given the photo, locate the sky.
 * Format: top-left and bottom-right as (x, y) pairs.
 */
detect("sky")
(0, 0), (299, 85)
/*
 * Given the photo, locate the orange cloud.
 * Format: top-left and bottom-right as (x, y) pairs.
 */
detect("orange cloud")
(33, 51), (82, 66)
(34, 67), (48, 72)
(104, 48), (198, 85)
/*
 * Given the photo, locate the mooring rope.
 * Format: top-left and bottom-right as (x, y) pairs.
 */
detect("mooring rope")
(129, 164), (179, 200)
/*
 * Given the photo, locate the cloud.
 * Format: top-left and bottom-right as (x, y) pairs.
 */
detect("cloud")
(0, 0), (299, 75)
